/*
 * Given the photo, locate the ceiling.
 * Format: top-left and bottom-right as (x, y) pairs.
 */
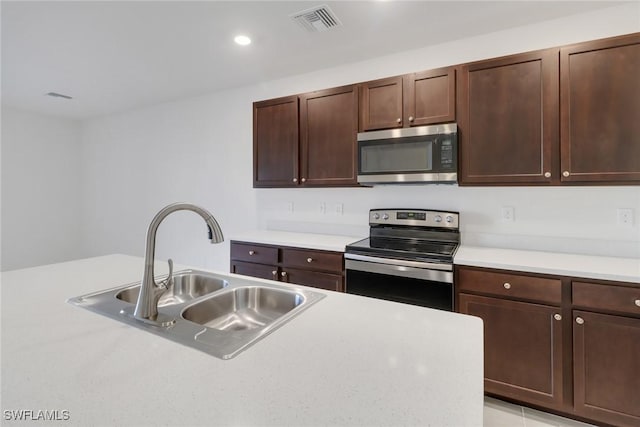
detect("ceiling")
(1, 1), (628, 120)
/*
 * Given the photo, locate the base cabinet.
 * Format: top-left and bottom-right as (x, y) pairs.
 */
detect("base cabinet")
(457, 266), (640, 427)
(573, 311), (640, 427)
(230, 241), (344, 292)
(457, 267), (564, 409)
(459, 294), (564, 408)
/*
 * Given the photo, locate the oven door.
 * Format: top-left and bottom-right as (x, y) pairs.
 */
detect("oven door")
(344, 255), (454, 311)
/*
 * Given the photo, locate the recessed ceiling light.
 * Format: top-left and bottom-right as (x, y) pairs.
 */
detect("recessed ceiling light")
(234, 35), (251, 46)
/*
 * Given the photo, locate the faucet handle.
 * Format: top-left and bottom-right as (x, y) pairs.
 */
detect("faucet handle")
(159, 258), (174, 290)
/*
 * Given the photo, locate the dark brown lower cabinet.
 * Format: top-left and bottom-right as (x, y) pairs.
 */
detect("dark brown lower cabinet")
(458, 293), (564, 409)
(231, 260), (277, 281)
(457, 265), (640, 427)
(573, 310), (640, 427)
(230, 241), (344, 292)
(281, 268), (342, 292)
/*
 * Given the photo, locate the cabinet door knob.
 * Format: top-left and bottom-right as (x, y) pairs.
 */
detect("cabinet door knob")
(554, 314), (562, 321)
(301, 177), (306, 183)
(293, 178), (298, 183)
(307, 257), (313, 263)
(248, 250), (255, 256)
(281, 271), (287, 277)
(408, 116), (414, 122)
(503, 282), (511, 290)
(635, 299), (640, 307)
(544, 172), (551, 178)
(396, 118), (402, 124)
(562, 171), (570, 177)
(575, 317), (584, 325)
(271, 270), (277, 277)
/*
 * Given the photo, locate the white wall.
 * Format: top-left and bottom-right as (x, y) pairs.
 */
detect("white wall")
(1, 107), (83, 271)
(79, 3), (640, 272)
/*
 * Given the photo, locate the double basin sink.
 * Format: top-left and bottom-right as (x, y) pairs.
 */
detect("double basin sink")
(68, 270), (325, 359)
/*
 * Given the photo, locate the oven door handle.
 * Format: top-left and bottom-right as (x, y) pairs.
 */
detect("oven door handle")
(344, 253), (453, 271)
(345, 259), (453, 284)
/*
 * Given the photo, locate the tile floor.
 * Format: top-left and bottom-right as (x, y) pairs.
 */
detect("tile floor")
(484, 397), (596, 427)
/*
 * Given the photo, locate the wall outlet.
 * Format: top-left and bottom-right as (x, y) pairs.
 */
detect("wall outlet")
(319, 202), (326, 214)
(501, 206), (515, 222)
(335, 203), (344, 215)
(286, 201), (294, 214)
(617, 208), (633, 226)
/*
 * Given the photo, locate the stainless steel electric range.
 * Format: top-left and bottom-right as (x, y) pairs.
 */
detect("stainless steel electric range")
(344, 209), (460, 311)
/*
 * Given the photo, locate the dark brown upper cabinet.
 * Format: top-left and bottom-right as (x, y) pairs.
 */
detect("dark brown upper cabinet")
(458, 49), (559, 185)
(299, 85), (359, 186)
(253, 86), (359, 188)
(359, 76), (404, 131)
(560, 33), (640, 184)
(404, 67), (456, 127)
(359, 67), (456, 132)
(253, 96), (299, 187)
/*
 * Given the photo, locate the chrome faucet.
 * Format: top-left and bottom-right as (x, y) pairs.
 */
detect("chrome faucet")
(134, 202), (224, 323)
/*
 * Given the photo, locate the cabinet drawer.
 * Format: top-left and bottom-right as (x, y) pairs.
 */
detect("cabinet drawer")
(573, 281), (640, 316)
(457, 267), (562, 305)
(282, 248), (343, 273)
(230, 242), (278, 264)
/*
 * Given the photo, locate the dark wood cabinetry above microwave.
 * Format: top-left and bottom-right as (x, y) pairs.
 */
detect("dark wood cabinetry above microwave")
(253, 32), (640, 188)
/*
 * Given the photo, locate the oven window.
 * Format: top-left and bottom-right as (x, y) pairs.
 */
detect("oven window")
(360, 140), (433, 174)
(345, 269), (453, 311)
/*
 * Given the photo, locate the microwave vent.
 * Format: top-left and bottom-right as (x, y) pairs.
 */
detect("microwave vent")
(290, 4), (342, 32)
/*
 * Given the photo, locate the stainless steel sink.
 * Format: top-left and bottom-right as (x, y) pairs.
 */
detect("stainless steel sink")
(115, 271), (228, 307)
(68, 269), (325, 360)
(182, 286), (304, 331)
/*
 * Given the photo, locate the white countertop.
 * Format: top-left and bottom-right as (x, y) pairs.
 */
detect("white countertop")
(1, 255), (484, 426)
(230, 230), (362, 252)
(455, 246), (640, 284)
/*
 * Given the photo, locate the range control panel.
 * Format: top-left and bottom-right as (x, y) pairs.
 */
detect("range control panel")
(369, 209), (459, 229)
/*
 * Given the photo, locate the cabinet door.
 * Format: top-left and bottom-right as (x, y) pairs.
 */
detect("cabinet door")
(359, 76), (404, 131)
(560, 33), (640, 183)
(281, 267), (343, 292)
(404, 67), (455, 126)
(299, 85), (358, 186)
(231, 261), (278, 281)
(253, 96), (299, 187)
(458, 49), (559, 185)
(459, 293), (564, 408)
(573, 310), (640, 427)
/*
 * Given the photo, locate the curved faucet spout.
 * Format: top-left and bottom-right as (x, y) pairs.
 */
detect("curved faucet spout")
(133, 202), (224, 322)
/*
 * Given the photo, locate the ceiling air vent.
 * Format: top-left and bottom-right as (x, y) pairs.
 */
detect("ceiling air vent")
(290, 4), (342, 33)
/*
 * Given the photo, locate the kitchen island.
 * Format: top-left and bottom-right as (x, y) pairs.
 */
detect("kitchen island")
(1, 255), (483, 426)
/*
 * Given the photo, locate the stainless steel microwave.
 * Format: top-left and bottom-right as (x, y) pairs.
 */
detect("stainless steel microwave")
(357, 124), (457, 185)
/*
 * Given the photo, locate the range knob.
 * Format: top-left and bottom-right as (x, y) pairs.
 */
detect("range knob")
(373, 213), (380, 220)
(382, 213), (390, 220)
(446, 215), (454, 223)
(434, 215), (443, 223)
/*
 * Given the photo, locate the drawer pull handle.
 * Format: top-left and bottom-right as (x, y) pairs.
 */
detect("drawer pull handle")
(575, 317), (584, 325)
(503, 282), (511, 290)
(248, 250), (255, 256)
(554, 314), (562, 321)
(635, 299), (640, 307)
(307, 257), (313, 263)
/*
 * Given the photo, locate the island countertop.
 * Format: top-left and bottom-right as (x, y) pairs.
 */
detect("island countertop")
(1, 254), (483, 426)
